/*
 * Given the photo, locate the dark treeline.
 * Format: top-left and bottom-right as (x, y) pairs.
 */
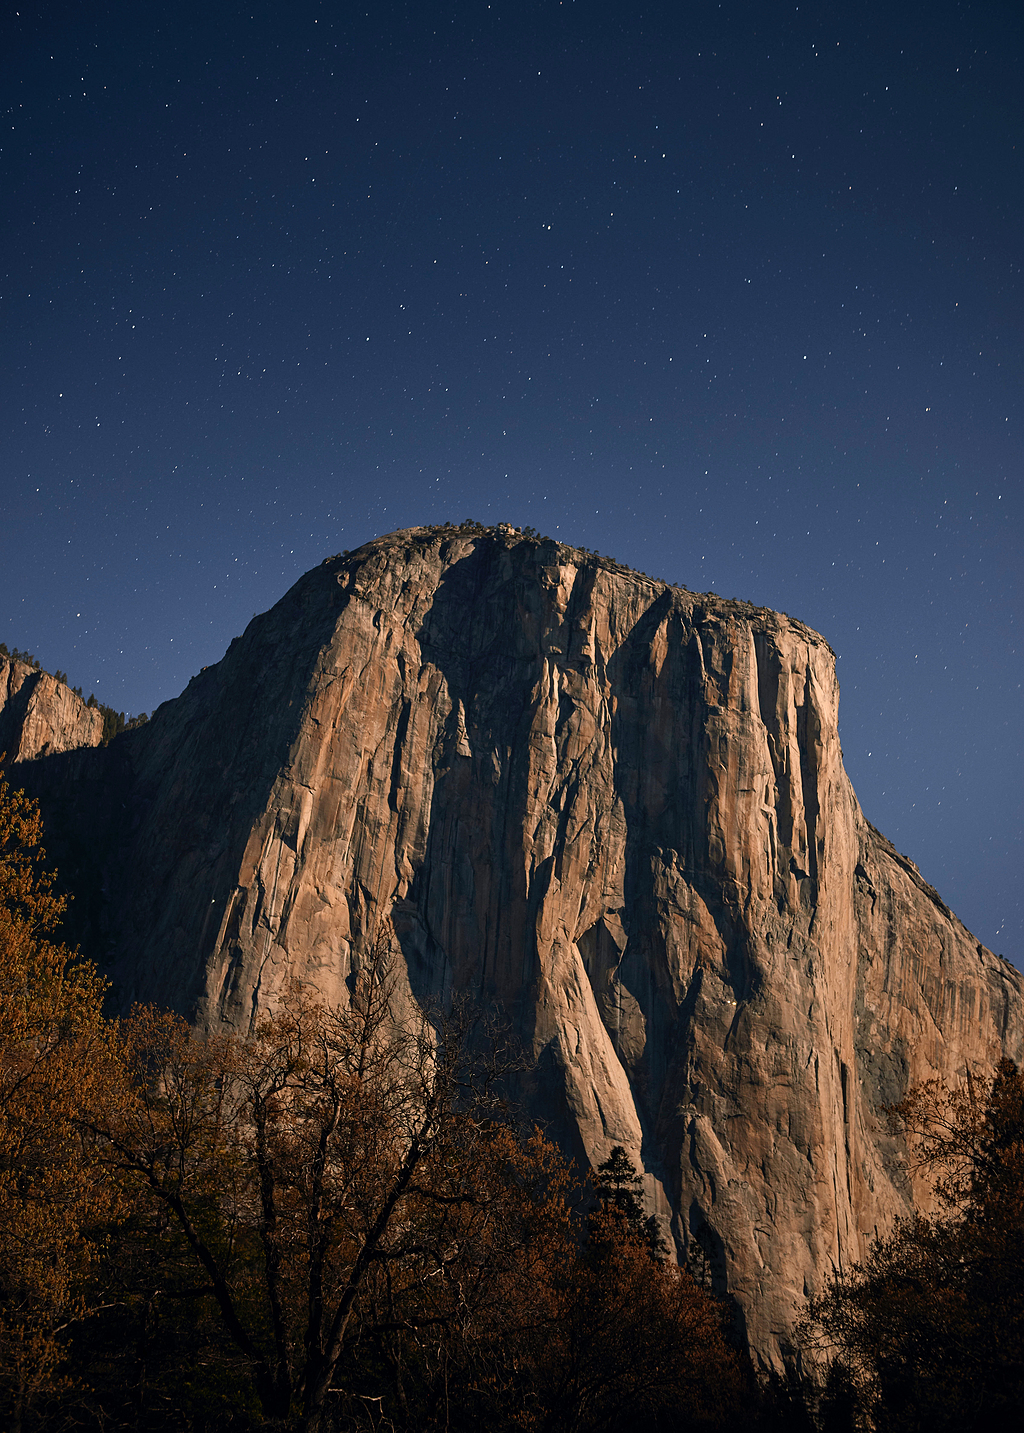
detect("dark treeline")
(1, 770), (1021, 1432)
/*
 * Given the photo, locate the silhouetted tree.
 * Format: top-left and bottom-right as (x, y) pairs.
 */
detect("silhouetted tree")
(593, 1144), (669, 1260)
(83, 945), (571, 1432)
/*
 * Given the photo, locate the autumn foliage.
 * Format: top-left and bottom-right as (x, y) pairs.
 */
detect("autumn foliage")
(0, 773), (120, 1428)
(0, 778), (755, 1432)
(8, 772), (1023, 1432)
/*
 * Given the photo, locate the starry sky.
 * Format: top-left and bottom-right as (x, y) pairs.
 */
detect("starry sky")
(3, 1), (1021, 966)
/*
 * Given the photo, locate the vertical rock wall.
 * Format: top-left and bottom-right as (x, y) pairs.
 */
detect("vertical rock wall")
(13, 527), (1023, 1366)
(0, 656), (103, 762)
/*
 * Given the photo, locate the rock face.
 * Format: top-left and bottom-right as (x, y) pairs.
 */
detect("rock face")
(0, 656), (103, 762)
(11, 527), (1024, 1366)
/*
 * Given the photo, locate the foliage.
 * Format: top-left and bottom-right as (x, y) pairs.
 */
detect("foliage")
(74, 970), (757, 1432)
(0, 647), (40, 670)
(0, 788), (765, 1431)
(98, 705), (149, 743)
(524, 1202), (754, 1433)
(592, 1144), (669, 1260)
(75, 951), (554, 1430)
(804, 1059), (1024, 1432)
(0, 774), (119, 1430)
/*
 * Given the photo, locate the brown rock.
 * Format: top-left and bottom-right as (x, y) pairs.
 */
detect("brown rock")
(13, 527), (1023, 1366)
(0, 656), (103, 762)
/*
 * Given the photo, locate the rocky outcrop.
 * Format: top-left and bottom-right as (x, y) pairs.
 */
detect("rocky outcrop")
(0, 656), (103, 763)
(13, 526), (1023, 1367)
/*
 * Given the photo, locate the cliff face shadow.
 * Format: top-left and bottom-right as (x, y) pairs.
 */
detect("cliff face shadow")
(399, 544), (755, 1173)
(400, 537), (542, 1028)
(0, 666), (44, 758)
(601, 594), (756, 1075)
(11, 563), (356, 1014)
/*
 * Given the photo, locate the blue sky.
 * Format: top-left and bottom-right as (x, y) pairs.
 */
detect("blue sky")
(3, 1), (1020, 963)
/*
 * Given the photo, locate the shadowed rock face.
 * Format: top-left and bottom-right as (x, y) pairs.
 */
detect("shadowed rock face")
(0, 656), (103, 762)
(11, 527), (1023, 1366)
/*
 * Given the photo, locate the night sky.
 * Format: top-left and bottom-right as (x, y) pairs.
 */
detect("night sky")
(3, 1), (1021, 966)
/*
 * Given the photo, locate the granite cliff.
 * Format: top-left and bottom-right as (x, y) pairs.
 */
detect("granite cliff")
(0, 654), (103, 762)
(9, 525), (1023, 1367)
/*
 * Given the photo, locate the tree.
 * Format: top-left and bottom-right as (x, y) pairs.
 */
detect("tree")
(519, 1198), (753, 1433)
(592, 1145), (669, 1260)
(0, 781), (764, 1431)
(805, 1059), (1024, 1432)
(84, 939), (568, 1432)
(0, 774), (118, 1431)
(375, 1138), (754, 1433)
(78, 965), (760, 1433)
(344, 1121), (584, 1433)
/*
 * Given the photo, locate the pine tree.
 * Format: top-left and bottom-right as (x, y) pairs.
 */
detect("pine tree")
(593, 1145), (669, 1260)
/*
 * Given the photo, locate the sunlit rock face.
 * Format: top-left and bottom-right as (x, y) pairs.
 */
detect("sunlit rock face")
(13, 527), (1023, 1367)
(0, 656), (103, 762)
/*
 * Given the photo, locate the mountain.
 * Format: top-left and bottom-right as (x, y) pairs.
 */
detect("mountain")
(8, 524), (1022, 1367)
